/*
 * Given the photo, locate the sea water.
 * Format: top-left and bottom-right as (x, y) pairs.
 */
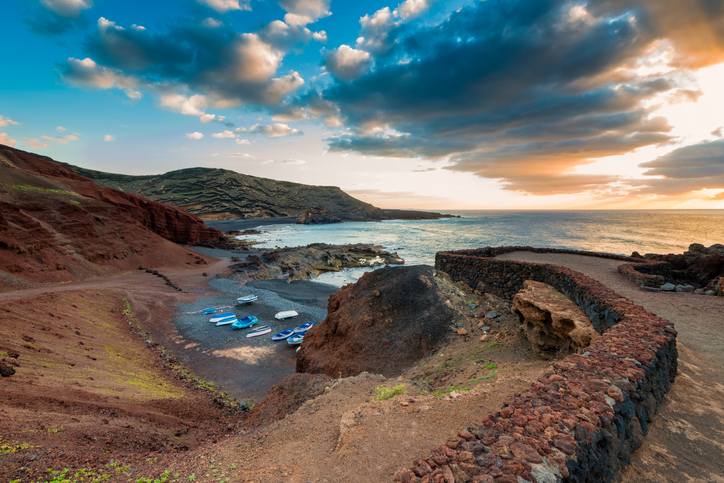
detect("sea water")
(236, 210), (724, 286)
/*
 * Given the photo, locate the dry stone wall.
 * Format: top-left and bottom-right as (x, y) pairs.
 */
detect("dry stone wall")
(394, 247), (678, 483)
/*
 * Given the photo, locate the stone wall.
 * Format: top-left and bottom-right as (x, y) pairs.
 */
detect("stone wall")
(394, 247), (678, 483)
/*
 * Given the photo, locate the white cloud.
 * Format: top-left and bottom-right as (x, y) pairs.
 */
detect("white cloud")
(324, 45), (372, 80)
(278, 0), (331, 26)
(159, 94), (208, 117)
(200, 113), (216, 124)
(236, 138), (251, 145)
(230, 153), (255, 158)
(202, 17), (222, 28)
(0, 133), (17, 147)
(63, 134), (80, 141)
(186, 132), (204, 140)
(197, 0), (250, 14)
(0, 116), (20, 127)
(41, 0), (93, 17)
(231, 33), (283, 83)
(212, 130), (237, 139)
(248, 123), (302, 137)
(104, 134), (115, 142)
(62, 57), (141, 99)
(23, 138), (50, 149)
(56, 125), (65, 132)
(42, 135), (68, 144)
(282, 158), (306, 165)
(394, 0), (435, 19)
(312, 30), (327, 42)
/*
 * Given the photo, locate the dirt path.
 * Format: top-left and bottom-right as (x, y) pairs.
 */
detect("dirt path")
(496, 251), (724, 482)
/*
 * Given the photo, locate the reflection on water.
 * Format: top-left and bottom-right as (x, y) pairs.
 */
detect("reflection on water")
(236, 210), (724, 286)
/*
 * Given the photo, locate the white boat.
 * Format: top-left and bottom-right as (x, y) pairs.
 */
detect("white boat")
(275, 310), (298, 320)
(215, 317), (238, 326)
(246, 325), (271, 338)
(287, 333), (304, 345)
(209, 312), (236, 323)
(237, 295), (258, 305)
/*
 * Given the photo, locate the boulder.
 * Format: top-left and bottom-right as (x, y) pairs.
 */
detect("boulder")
(512, 280), (598, 359)
(296, 206), (343, 224)
(296, 266), (463, 378)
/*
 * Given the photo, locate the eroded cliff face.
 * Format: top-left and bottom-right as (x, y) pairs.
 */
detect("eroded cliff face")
(0, 145), (219, 286)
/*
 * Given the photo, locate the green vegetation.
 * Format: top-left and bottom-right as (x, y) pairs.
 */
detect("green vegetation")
(0, 439), (34, 454)
(12, 185), (79, 197)
(433, 386), (472, 396)
(375, 384), (407, 401)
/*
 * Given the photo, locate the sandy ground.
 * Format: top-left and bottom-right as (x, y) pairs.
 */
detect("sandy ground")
(497, 252), (724, 482)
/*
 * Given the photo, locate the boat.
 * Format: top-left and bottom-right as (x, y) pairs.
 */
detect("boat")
(231, 315), (259, 330)
(202, 308), (217, 315)
(236, 295), (258, 305)
(271, 329), (294, 341)
(246, 325), (271, 338)
(275, 310), (299, 320)
(293, 322), (314, 334)
(209, 312), (236, 323)
(215, 317), (238, 326)
(287, 334), (304, 345)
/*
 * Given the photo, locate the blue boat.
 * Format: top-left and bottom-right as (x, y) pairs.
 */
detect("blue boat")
(287, 334), (304, 345)
(271, 329), (294, 341)
(237, 295), (258, 305)
(232, 315), (259, 330)
(202, 308), (217, 315)
(216, 317), (238, 326)
(209, 312), (236, 323)
(293, 322), (314, 334)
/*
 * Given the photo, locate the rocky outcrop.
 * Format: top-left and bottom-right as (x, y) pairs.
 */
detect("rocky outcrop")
(0, 145), (217, 286)
(64, 164), (456, 222)
(296, 206), (342, 224)
(635, 243), (724, 289)
(230, 243), (404, 284)
(513, 280), (598, 359)
(296, 266), (465, 378)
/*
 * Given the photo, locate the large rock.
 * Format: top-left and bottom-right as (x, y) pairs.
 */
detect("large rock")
(296, 266), (463, 378)
(296, 206), (342, 224)
(512, 280), (598, 359)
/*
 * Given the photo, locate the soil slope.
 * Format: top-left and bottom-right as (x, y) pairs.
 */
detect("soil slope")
(0, 145), (221, 287)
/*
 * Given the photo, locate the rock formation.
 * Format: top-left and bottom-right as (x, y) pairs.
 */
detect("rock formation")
(633, 243), (724, 289)
(512, 280), (598, 359)
(64, 164), (456, 222)
(0, 145), (220, 286)
(296, 265), (466, 378)
(296, 206), (342, 224)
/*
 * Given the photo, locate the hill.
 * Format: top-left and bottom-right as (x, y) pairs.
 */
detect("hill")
(0, 145), (221, 287)
(65, 164), (453, 221)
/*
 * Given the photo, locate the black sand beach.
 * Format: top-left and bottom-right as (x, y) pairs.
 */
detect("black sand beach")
(205, 217), (297, 232)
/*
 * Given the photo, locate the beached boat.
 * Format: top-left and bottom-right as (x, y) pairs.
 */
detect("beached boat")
(246, 325), (271, 338)
(209, 312), (236, 323)
(271, 329), (294, 340)
(202, 308), (217, 315)
(293, 322), (314, 334)
(275, 310), (298, 320)
(236, 295), (258, 305)
(287, 334), (304, 345)
(232, 315), (258, 330)
(215, 317), (238, 326)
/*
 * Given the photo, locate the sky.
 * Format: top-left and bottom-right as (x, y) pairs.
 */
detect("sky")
(1, 0), (724, 210)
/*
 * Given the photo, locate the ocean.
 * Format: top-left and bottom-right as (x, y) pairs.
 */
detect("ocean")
(235, 210), (724, 286)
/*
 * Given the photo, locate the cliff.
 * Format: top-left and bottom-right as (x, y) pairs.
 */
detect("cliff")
(65, 164), (456, 222)
(0, 145), (221, 286)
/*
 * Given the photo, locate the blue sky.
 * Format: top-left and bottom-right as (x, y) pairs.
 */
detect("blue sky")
(2, 0), (724, 210)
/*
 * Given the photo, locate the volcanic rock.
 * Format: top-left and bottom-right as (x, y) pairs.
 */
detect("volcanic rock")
(296, 266), (464, 378)
(512, 280), (598, 359)
(296, 206), (342, 224)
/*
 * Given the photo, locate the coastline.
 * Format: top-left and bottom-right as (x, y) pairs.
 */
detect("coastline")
(204, 216), (298, 232)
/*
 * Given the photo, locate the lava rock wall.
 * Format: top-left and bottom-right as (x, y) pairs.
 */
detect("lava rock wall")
(394, 247), (677, 483)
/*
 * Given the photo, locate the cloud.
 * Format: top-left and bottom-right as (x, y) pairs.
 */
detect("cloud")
(638, 139), (724, 195)
(40, 0), (93, 17)
(235, 138), (251, 145)
(42, 135), (70, 144)
(394, 0), (436, 20)
(23, 138), (50, 149)
(186, 132), (204, 140)
(323, 45), (372, 81)
(61, 57), (141, 99)
(248, 123), (302, 137)
(282, 158), (306, 165)
(321, 0), (711, 195)
(212, 130), (237, 139)
(56, 126), (65, 132)
(24, 0), (92, 36)
(104, 134), (115, 142)
(0, 133), (18, 147)
(200, 113), (217, 123)
(159, 94), (208, 117)
(197, 0), (250, 14)
(0, 116), (20, 127)
(277, 0), (331, 26)
(229, 153), (254, 158)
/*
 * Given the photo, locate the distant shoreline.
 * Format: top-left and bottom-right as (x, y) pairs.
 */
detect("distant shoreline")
(204, 217), (298, 232)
